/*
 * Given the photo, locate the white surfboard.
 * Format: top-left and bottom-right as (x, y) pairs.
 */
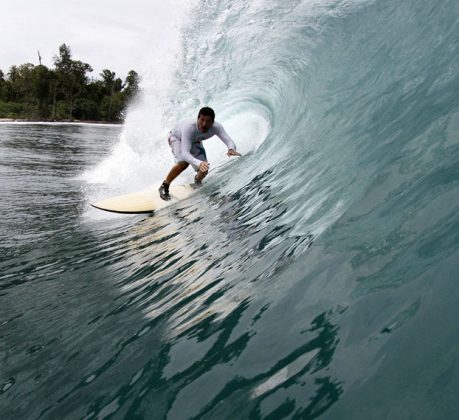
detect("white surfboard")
(91, 184), (195, 214)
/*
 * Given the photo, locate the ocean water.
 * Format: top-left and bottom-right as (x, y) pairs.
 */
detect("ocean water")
(1, 0), (459, 419)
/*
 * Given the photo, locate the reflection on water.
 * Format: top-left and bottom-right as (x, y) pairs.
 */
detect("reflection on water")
(118, 169), (315, 344)
(59, 166), (331, 418)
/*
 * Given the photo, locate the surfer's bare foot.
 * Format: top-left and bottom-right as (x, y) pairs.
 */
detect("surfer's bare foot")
(159, 183), (171, 201)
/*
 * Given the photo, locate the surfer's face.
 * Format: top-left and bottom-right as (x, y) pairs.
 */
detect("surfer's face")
(197, 115), (213, 133)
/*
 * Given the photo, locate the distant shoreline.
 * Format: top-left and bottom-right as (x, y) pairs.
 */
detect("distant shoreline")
(0, 118), (123, 126)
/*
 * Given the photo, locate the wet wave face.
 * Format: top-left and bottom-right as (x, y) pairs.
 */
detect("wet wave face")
(1, 0), (459, 418)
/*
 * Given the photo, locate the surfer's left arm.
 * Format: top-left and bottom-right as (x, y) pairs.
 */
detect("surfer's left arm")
(214, 123), (241, 156)
(227, 148), (241, 156)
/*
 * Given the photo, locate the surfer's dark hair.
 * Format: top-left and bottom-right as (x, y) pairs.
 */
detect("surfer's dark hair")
(198, 107), (215, 121)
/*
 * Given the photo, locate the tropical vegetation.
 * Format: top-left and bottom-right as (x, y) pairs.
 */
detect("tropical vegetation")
(0, 44), (140, 123)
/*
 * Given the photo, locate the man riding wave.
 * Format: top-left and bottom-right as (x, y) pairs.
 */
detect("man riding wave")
(159, 107), (240, 200)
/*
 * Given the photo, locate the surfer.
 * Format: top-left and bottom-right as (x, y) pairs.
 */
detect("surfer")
(159, 107), (240, 201)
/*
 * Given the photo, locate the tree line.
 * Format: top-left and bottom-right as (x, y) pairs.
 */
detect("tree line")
(0, 44), (140, 123)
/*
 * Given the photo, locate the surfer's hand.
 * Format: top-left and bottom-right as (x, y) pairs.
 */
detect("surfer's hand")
(199, 161), (210, 172)
(227, 149), (241, 157)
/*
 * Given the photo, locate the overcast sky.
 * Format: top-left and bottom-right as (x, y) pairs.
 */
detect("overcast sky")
(0, 0), (193, 80)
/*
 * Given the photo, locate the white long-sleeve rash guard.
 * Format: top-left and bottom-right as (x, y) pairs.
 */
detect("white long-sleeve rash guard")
(169, 118), (237, 168)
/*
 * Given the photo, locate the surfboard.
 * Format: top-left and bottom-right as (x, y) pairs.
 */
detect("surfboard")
(91, 184), (195, 214)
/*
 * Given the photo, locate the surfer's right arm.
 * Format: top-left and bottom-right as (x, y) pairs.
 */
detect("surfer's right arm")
(180, 124), (208, 171)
